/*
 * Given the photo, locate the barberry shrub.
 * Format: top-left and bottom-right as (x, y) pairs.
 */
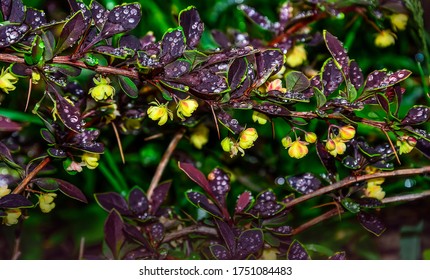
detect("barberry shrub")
(0, 0), (429, 260)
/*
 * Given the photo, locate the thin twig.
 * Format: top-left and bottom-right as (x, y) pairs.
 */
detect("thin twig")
(78, 237), (85, 260)
(111, 122), (125, 164)
(11, 229), (22, 260)
(293, 208), (343, 235)
(284, 166), (430, 209)
(12, 157), (51, 195)
(147, 128), (186, 201)
(382, 190), (430, 204)
(163, 225), (218, 243)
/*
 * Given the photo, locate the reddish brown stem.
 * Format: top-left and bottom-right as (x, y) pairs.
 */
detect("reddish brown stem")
(293, 208), (343, 235)
(12, 157), (51, 195)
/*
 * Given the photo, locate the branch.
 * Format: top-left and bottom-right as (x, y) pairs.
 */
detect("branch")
(147, 128), (186, 201)
(12, 157), (51, 195)
(284, 166), (430, 208)
(382, 190), (430, 204)
(163, 225), (218, 243)
(292, 208), (343, 235)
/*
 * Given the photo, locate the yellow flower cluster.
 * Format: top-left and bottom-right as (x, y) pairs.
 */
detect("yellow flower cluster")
(147, 98), (199, 126)
(0, 67), (18, 94)
(89, 76), (115, 101)
(364, 166), (386, 200)
(221, 128), (258, 157)
(82, 152), (100, 169)
(2, 209), (22, 226)
(39, 193), (57, 213)
(281, 131), (316, 159)
(325, 125), (355, 157)
(0, 184), (11, 198)
(374, 13), (408, 48)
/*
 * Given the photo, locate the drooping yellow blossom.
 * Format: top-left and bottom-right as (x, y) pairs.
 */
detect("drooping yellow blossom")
(364, 166), (385, 200)
(39, 193), (57, 213)
(221, 137), (233, 153)
(266, 78), (286, 93)
(147, 100), (173, 126)
(0, 184), (11, 198)
(326, 137), (346, 157)
(2, 209), (22, 226)
(31, 71), (41, 84)
(82, 152), (100, 169)
(0, 67), (18, 94)
(375, 30), (397, 48)
(396, 136), (416, 155)
(285, 45), (307, 67)
(304, 132), (317, 144)
(252, 111), (270, 125)
(88, 76), (115, 101)
(390, 13), (408, 31)
(177, 98), (198, 121)
(190, 123), (209, 149)
(238, 128), (258, 149)
(339, 125), (356, 141)
(281, 136), (293, 149)
(287, 139), (309, 159)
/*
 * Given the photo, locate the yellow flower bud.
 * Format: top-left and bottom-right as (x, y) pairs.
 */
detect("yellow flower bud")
(190, 124), (209, 149)
(0, 185), (11, 198)
(238, 128), (258, 149)
(326, 139), (336, 152)
(304, 132), (317, 143)
(147, 100), (173, 126)
(266, 79), (286, 93)
(39, 193), (57, 213)
(252, 111), (270, 125)
(2, 209), (21, 226)
(287, 139), (309, 159)
(221, 137), (232, 152)
(0, 67), (18, 94)
(88, 76), (115, 101)
(82, 152), (100, 170)
(31, 71), (41, 84)
(364, 184), (386, 200)
(375, 30), (397, 48)
(339, 125), (356, 141)
(396, 136), (416, 155)
(285, 45), (307, 67)
(177, 98), (199, 120)
(390, 13), (408, 31)
(367, 178), (385, 189)
(327, 138), (346, 157)
(281, 136), (293, 148)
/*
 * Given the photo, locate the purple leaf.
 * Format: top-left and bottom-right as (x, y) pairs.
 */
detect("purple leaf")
(160, 27), (186, 64)
(287, 240), (310, 260)
(316, 142), (337, 179)
(54, 92), (84, 133)
(414, 129), (430, 159)
(178, 162), (210, 191)
(179, 69), (228, 96)
(365, 70), (411, 91)
(211, 30), (231, 49)
(104, 209), (125, 259)
(217, 111), (244, 134)
(0, 24), (29, 48)
(25, 8), (47, 29)
(270, 225), (293, 236)
(227, 57), (247, 90)
(376, 94), (390, 114)
(329, 251), (347, 260)
(255, 49), (284, 87)
(235, 191), (252, 214)
(123, 224), (151, 249)
(278, 2), (293, 29)
(0, 194), (33, 208)
(128, 187), (148, 215)
(349, 60), (364, 89)
(186, 191), (222, 218)
(401, 106), (430, 126)
(364, 70), (387, 90)
(90, 0), (108, 30)
(94, 46), (134, 59)
(100, 3), (141, 39)
(254, 102), (291, 117)
(148, 222), (164, 243)
(32, 178), (59, 191)
(208, 168), (230, 208)
(356, 197), (383, 208)
(0, 142), (16, 165)
(47, 148), (66, 158)
(95, 192), (129, 215)
(210, 244), (231, 260)
(357, 211), (386, 236)
(249, 191), (284, 218)
(179, 6), (204, 49)
(236, 229), (264, 259)
(3, 0), (25, 23)
(55, 178), (88, 203)
(118, 75), (138, 98)
(164, 60), (190, 78)
(119, 34), (141, 50)
(323, 31), (349, 76)
(321, 58), (343, 95)
(150, 181), (171, 214)
(287, 173), (321, 194)
(214, 219), (236, 254)
(55, 11), (88, 54)
(239, 4), (276, 32)
(0, 116), (22, 132)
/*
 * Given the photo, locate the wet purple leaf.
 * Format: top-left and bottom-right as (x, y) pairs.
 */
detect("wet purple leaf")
(25, 8), (47, 29)
(178, 162), (210, 192)
(179, 6), (204, 49)
(329, 251), (347, 260)
(104, 209), (125, 259)
(90, 0), (108, 30)
(186, 191), (222, 218)
(95, 192), (129, 215)
(239, 4), (276, 32)
(148, 222), (164, 243)
(401, 106), (430, 126)
(210, 244), (231, 260)
(217, 111), (244, 134)
(324, 31), (349, 76)
(228, 57), (247, 90)
(254, 102), (290, 117)
(0, 194), (33, 208)
(164, 60), (190, 78)
(0, 24), (29, 48)
(249, 191), (284, 218)
(100, 3), (141, 39)
(349, 60), (364, 89)
(357, 211), (386, 236)
(128, 187), (148, 215)
(287, 173), (321, 194)
(287, 240), (310, 260)
(55, 11), (88, 54)
(321, 58), (343, 94)
(150, 181), (171, 214)
(160, 27), (186, 64)
(236, 229), (263, 259)
(208, 168), (230, 208)
(235, 191), (252, 214)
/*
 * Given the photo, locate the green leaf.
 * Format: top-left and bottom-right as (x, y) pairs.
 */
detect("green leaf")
(183, 50), (208, 69)
(284, 71), (310, 92)
(341, 198), (360, 213)
(24, 35), (45, 66)
(118, 76), (138, 98)
(346, 80), (357, 102)
(314, 87), (326, 108)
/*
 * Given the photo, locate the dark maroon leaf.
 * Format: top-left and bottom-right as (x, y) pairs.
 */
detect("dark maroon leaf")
(210, 244), (231, 260)
(46, 64), (82, 77)
(164, 60), (191, 78)
(148, 222), (164, 243)
(128, 187), (148, 215)
(217, 111), (244, 134)
(208, 168), (230, 208)
(235, 191), (252, 214)
(287, 173), (321, 194)
(32, 178), (59, 191)
(329, 251), (347, 260)
(357, 211), (386, 236)
(25, 8), (47, 29)
(178, 162), (210, 191)
(214, 219), (236, 254)
(206, 47), (255, 66)
(100, 3), (141, 39)
(349, 60), (363, 90)
(123, 224), (151, 249)
(230, 75), (251, 99)
(364, 70), (387, 90)
(211, 30), (231, 49)
(249, 191), (284, 218)
(324, 31), (349, 76)
(228, 57), (247, 90)
(47, 148), (66, 158)
(3, 0), (25, 23)
(104, 209), (125, 259)
(119, 34), (141, 50)
(68, 0), (92, 25)
(70, 129), (104, 154)
(90, 0), (108, 30)
(54, 92), (84, 133)
(401, 106), (430, 125)
(55, 178), (87, 203)
(287, 240), (310, 260)
(239, 4), (276, 32)
(150, 181), (171, 214)
(356, 197), (383, 208)
(160, 27), (186, 64)
(0, 194), (33, 208)
(376, 94), (390, 114)
(55, 11), (88, 54)
(342, 155), (363, 170)
(414, 129), (430, 159)
(94, 46), (134, 58)
(302, 75), (322, 98)
(322, 58), (343, 94)
(316, 142), (337, 179)
(95, 192), (129, 215)
(255, 49), (284, 86)
(236, 229), (264, 259)
(1, 0), (12, 21)
(179, 69), (228, 96)
(179, 6), (204, 49)
(0, 24), (29, 48)
(278, 2), (293, 29)
(186, 191), (222, 218)
(254, 102), (290, 117)
(270, 225), (293, 236)
(0, 142), (15, 164)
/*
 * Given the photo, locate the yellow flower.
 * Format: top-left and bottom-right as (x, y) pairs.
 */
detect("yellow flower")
(281, 136), (293, 148)
(190, 123), (209, 149)
(0, 184), (11, 198)
(326, 137), (346, 157)
(261, 248), (279, 260)
(82, 152), (100, 169)
(0, 67), (18, 94)
(177, 98), (198, 120)
(124, 117), (142, 131)
(375, 30), (397, 48)
(88, 76), (115, 101)
(367, 177), (385, 189)
(304, 132), (317, 144)
(238, 128), (258, 149)
(266, 78), (286, 93)
(287, 139), (309, 159)
(39, 193), (57, 213)
(339, 125), (356, 141)
(31, 71), (41, 84)
(2, 209), (21, 226)
(390, 14), (408, 31)
(285, 45), (307, 67)
(365, 166), (379, 175)
(252, 111), (270, 125)
(221, 137), (233, 152)
(396, 136), (416, 155)
(365, 184), (386, 200)
(147, 100), (173, 126)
